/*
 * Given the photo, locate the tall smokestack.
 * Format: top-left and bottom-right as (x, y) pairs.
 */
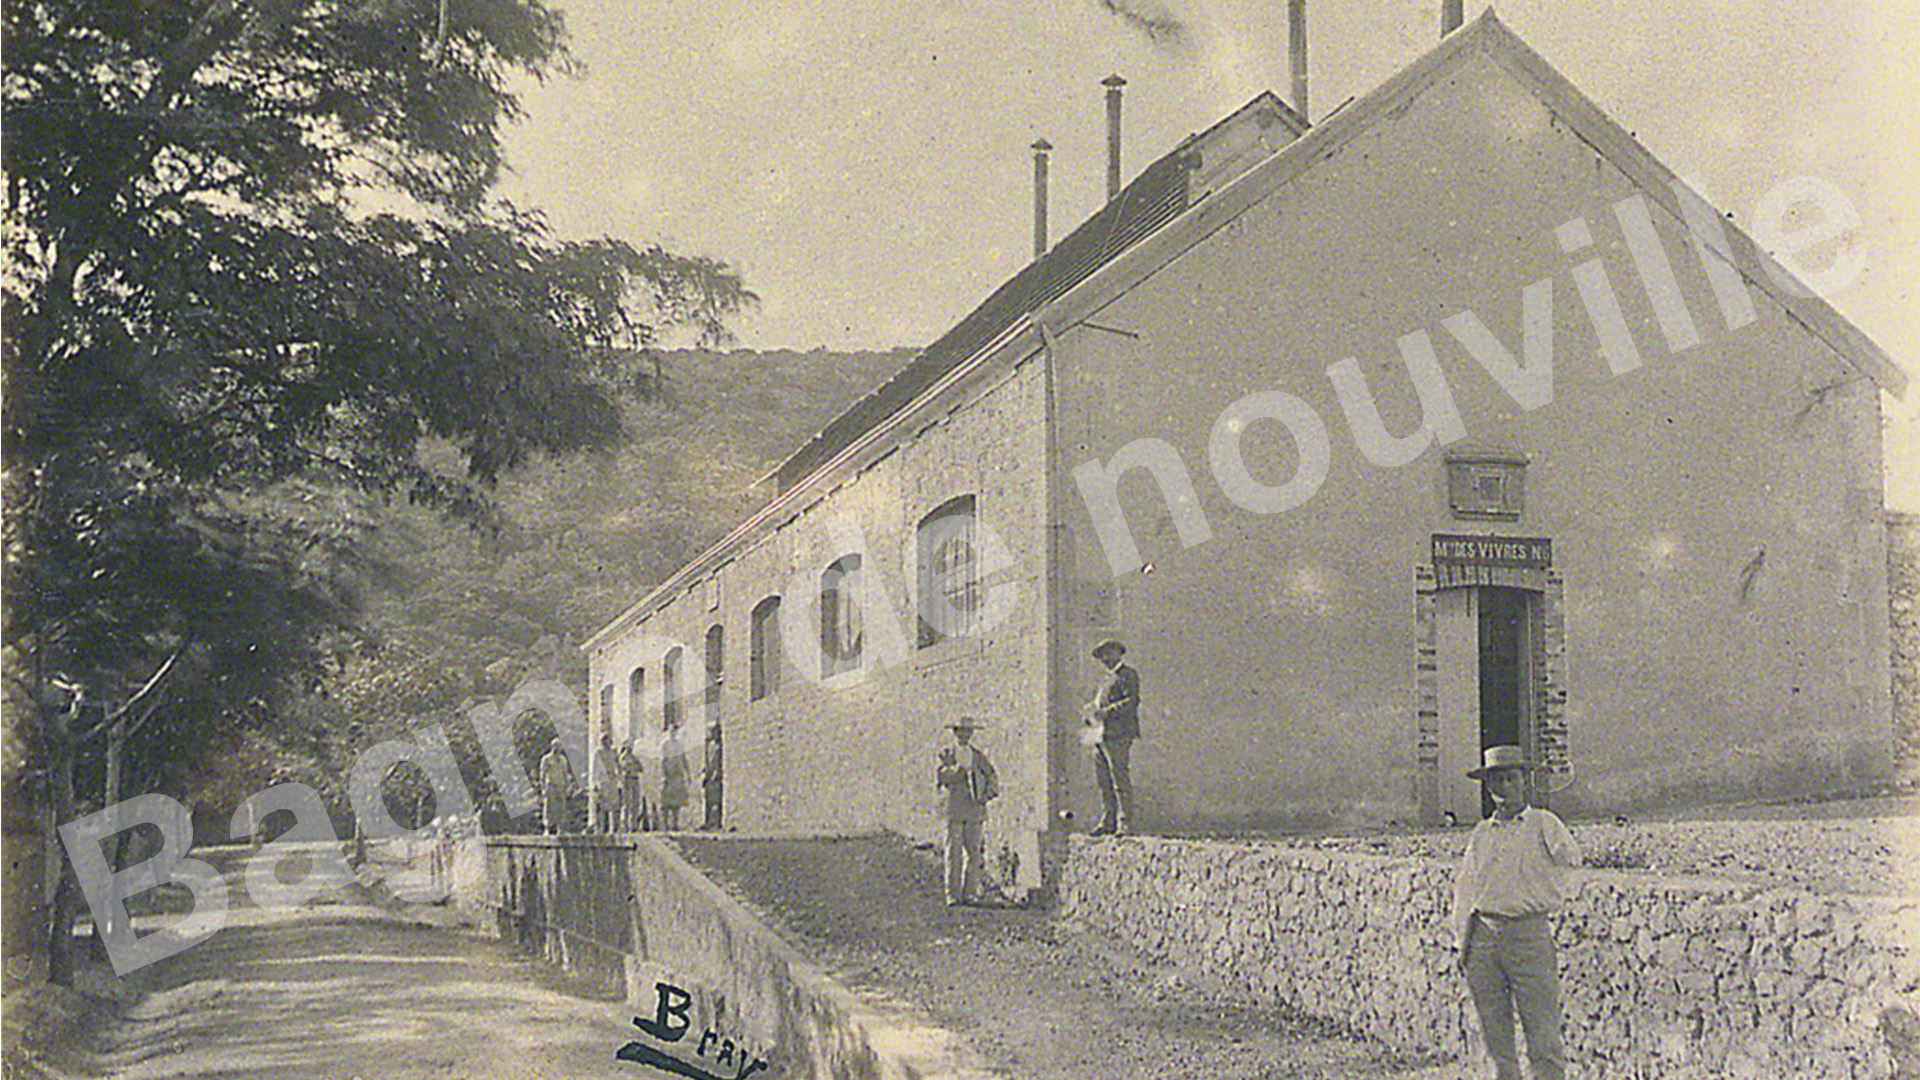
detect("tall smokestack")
(1289, 0), (1308, 121)
(1442, 0), (1463, 35)
(1102, 74), (1126, 202)
(1031, 138), (1052, 258)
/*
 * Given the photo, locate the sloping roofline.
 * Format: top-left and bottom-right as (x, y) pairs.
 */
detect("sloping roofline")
(1038, 9), (1908, 398)
(585, 9), (1907, 653)
(1479, 12), (1906, 398)
(770, 89), (1308, 492)
(584, 94), (1308, 651)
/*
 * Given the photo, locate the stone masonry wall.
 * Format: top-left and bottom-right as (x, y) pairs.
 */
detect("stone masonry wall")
(1891, 513), (1919, 770)
(462, 835), (994, 1080)
(595, 356), (1053, 893)
(1061, 835), (1920, 1080)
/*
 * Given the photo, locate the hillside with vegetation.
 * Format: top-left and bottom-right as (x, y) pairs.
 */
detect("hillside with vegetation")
(197, 348), (914, 824)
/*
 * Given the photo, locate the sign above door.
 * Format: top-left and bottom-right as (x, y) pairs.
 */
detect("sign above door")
(1432, 534), (1553, 569)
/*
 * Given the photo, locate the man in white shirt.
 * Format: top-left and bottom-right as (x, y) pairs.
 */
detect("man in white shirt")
(1451, 745), (1582, 1080)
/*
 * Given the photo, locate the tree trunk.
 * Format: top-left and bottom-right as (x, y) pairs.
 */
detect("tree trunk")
(91, 725), (128, 962)
(43, 698), (78, 987)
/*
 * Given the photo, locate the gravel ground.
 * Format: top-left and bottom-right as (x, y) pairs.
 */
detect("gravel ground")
(674, 833), (1459, 1080)
(6, 848), (654, 1080)
(1297, 796), (1920, 896)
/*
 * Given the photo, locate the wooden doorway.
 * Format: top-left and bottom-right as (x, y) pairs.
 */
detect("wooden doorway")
(1435, 585), (1541, 824)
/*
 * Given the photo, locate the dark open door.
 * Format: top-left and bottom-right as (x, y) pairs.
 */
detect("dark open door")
(1477, 586), (1534, 818)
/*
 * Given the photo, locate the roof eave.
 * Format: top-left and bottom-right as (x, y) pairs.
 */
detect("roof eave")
(581, 317), (1045, 654)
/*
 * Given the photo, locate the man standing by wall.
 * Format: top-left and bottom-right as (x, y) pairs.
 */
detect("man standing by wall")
(701, 725), (724, 831)
(591, 732), (615, 833)
(1087, 640), (1139, 837)
(658, 724), (689, 831)
(617, 742), (646, 832)
(936, 716), (997, 906)
(1451, 744), (1583, 1080)
(538, 737), (575, 835)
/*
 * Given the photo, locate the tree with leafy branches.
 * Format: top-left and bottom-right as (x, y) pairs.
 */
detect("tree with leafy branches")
(2, 0), (753, 983)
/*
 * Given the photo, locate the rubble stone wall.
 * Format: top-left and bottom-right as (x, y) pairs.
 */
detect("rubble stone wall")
(1891, 512), (1919, 768)
(1061, 835), (1920, 1080)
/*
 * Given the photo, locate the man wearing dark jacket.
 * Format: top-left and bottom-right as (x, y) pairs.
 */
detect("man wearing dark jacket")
(701, 725), (724, 830)
(1088, 639), (1139, 836)
(936, 717), (998, 905)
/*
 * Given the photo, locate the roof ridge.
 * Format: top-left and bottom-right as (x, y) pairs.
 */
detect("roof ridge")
(1038, 8), (1906, 398)
(771, 91), (1305, 492)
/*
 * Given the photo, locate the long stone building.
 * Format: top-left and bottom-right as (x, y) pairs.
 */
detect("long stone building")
(582, 13), (1907, 896)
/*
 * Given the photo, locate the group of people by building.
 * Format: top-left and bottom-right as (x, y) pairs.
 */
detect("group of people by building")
(933, 637), (1138, 907)
(943, 639), (1579, 1080)
(525, 633), (1573, 1079)
(534, 723), (722, 835)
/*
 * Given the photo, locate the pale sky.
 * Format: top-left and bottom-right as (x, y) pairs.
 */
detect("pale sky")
(496, 0), (1917, 508)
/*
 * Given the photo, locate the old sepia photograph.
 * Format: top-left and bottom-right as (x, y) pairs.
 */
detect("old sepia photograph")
(4, 1), (1917, 1077)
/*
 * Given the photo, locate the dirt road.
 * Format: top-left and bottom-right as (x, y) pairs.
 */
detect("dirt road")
(23, 838), (1467, 1079)
(22, 847), (646, 1080)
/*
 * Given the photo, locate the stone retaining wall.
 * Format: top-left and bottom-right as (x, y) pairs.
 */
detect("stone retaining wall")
(1061, 835), (1920, 1080)
(461, 836), (996, 1080)
(1891, 512), (1919, 768)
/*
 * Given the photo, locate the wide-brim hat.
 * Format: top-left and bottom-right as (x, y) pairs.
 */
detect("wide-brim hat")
(1467, 744), (1536, 779)
(1091, 639), (1126, 659)
(949, 716), (985, 731)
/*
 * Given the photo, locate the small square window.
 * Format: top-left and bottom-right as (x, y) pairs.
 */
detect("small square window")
(1448, 458), (1525, 519)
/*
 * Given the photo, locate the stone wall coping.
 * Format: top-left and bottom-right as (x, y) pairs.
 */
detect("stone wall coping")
(481, 830), (891, 849)
(486, 834), (639, 851)
(1069, 834), (1919, 908)
(669, 829), (891, 843)
(1571, 868), (1920, 909)
(1070, 834), (1451, 877)
(636, 836), (841, 980)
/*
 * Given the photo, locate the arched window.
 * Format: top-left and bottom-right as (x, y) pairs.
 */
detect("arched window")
(820, 554), (863, 678)
(662, 646), (684, 730)
(750, 596), (781, 700)
(917, 495), (981, 648)
(598, 684), (615, 740)
(704, 624), (724, 727)
(627, 668), (645, 740)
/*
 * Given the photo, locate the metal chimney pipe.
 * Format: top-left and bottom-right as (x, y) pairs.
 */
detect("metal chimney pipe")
(1031, 138), (1052, 258)
(1102, 74), (1127, 201)
(1288, 0), (1308, 121)
(1442, 0), (1463, 35)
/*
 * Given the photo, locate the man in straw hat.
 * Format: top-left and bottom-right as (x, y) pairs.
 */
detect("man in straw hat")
(1450, 744), (1583, 1080)
(935, 717), (998, 906)
(1086, 639), (1139, 836)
